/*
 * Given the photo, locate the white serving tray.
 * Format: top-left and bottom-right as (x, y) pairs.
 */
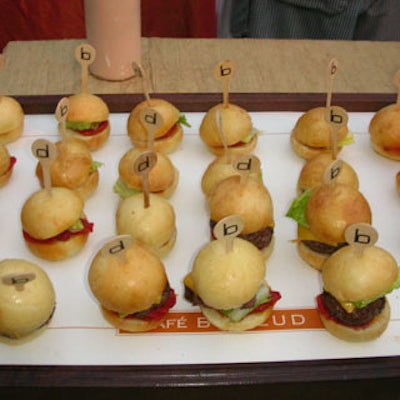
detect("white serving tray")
(0, 111), (399, 365)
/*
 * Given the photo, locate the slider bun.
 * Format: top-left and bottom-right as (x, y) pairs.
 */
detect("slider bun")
(208, 175), (273, 234)
(65, 93), (109, 123)
(118, 147), (179, 198)
(369, 104), (400, 160)
(297, 238), (329, 271)
(306, 183), (372, 245)
(35, 141), (99, 199)
(296, 152), (359, 195)
(0, 96), (24, 144)
(60, 93), (110, 151)
(116, 193), (176, 258)
(291, 107), (349, 159)
(0, 258), (55, 340)
(199, 103), (255, 155)
(88, 241), (167, 315)
(127, 98), (183, 153)
(200, 289), (274, 332)
(201, 154), (261, 198)
(322, 245), (399, 303)
(191, 237), (265, 310)
(320, 300), (390, 342)
(0, 143), (13, 187)
(21, 187), (84, 240)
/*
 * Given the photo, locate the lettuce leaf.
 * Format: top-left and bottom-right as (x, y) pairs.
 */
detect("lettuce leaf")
(90, 161), (103, 174)
(113, 179), (141, 199)
(178, 114), (191, 128)
(66, 121), (96, 131)
(285, 189), (312, 227)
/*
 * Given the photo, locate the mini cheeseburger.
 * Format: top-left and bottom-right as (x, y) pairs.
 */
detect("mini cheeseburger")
(208, 175), (274, 259)
(127, 98), (190, 154)
(0, 258), (56, 340)
(290, 107), (353, 160)
(296, 153), (359, 195)
(184, 237), (281, 331)
(286, 182), (372, 271)
(199, 103), (258, 156)
(21, 187), (94, 261)
(116, 193), (176, 258)
(368, 104), (400, 160)
(114, 147), (179, 199)
(35, 140), (102, 200)
(0, 96), (24, 144)
(0, 143), (16, 187)
(88, 238), (176, 332)
(317, 244), (400, 342)
(59, 93), (110, 151)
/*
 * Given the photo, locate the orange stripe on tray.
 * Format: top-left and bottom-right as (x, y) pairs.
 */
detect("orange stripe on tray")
(119, 308), (323, 334)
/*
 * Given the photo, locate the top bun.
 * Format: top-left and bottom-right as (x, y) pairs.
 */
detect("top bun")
(66, 93), (109, 123)
(369, 104), (400, 160)
(322, 245), (399, 302)
(0, 96), (24, 144)
(88, 240), (168, 315)
(208, 175), (273, 234)
(201, 154), (261, 198)
(191, 237), (266, 310)
(127, 98), (183, 154)
(297, 152), (359, 195)
(21, 187), (84, 240)
(291, 107), (349, 159)
(0, 258), (55, 339)
(35, 140), (99, 199)
(306, 183), (372, 245)
(199, 103), (255, 155)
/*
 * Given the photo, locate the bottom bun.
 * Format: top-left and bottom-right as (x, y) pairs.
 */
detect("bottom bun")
(371, 141), (400, 161)
(319, 300), (391, 342)
(101, 306), (164, 332)
(154, 228), (177, 258)
(290, 131), (343, 160)
(24, 233), (89, 261)
(262, 236), (275, 261)
(131, 125), (183, 154)
(0, 125), (23, 145)
(208, 134), (258, 157)
(200, 304), (274, 332)
(297, 240), (329, 271)
(61, 124), (110, 151)
(0, 165), (13, 188)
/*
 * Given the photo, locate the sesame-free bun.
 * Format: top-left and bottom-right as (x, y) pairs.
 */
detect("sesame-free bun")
(199, 103), (257, 156)
(116, 193), (176, 258)
(201, 154), (262, 198)
(322, 245), (398, 304)
(127, 98), (183, 154)
(368, 104), (400, 160)
(21, 187), (89, 261)
(291, 107), (349, 160)
(35, 141), (99, 200)
(319, 245), (398, 341)
(88, 240), (169, 332)
(118, 147), (179, 198)
(0, 96), (24, 144)
(306, 183), (372, 246)
(296, 152), (359, 195)
(60, 93), (110, 151)
(0, 143), (14, 187)
(0, 258), (55, 340)
(192, 238), (266, 311)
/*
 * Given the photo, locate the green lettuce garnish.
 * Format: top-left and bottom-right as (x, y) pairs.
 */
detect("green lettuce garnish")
(353, 268), (400, 309)
(66, 121), (95, 131)
(220, 285), (271, 322)
(113, 179), (141, 199)
(178, 114), (191, 128)
(69, 219), (84, 233)
(90, 161), (103, 174)
(285, 189), (312, 227)
(339, 132), (355, 147)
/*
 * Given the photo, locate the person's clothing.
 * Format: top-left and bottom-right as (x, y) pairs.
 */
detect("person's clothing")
(222, 0), (400, 40)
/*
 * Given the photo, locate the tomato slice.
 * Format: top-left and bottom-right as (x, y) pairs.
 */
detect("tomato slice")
(75, 121), (109, 137)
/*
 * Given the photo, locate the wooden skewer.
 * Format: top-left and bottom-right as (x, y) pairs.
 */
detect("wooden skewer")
(133, 62), (152, 105)
(74, 43), (96, 95)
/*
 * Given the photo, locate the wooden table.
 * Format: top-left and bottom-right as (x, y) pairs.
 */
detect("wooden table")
(1, 38), (400, 399)
(1, 38), (400, 113)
